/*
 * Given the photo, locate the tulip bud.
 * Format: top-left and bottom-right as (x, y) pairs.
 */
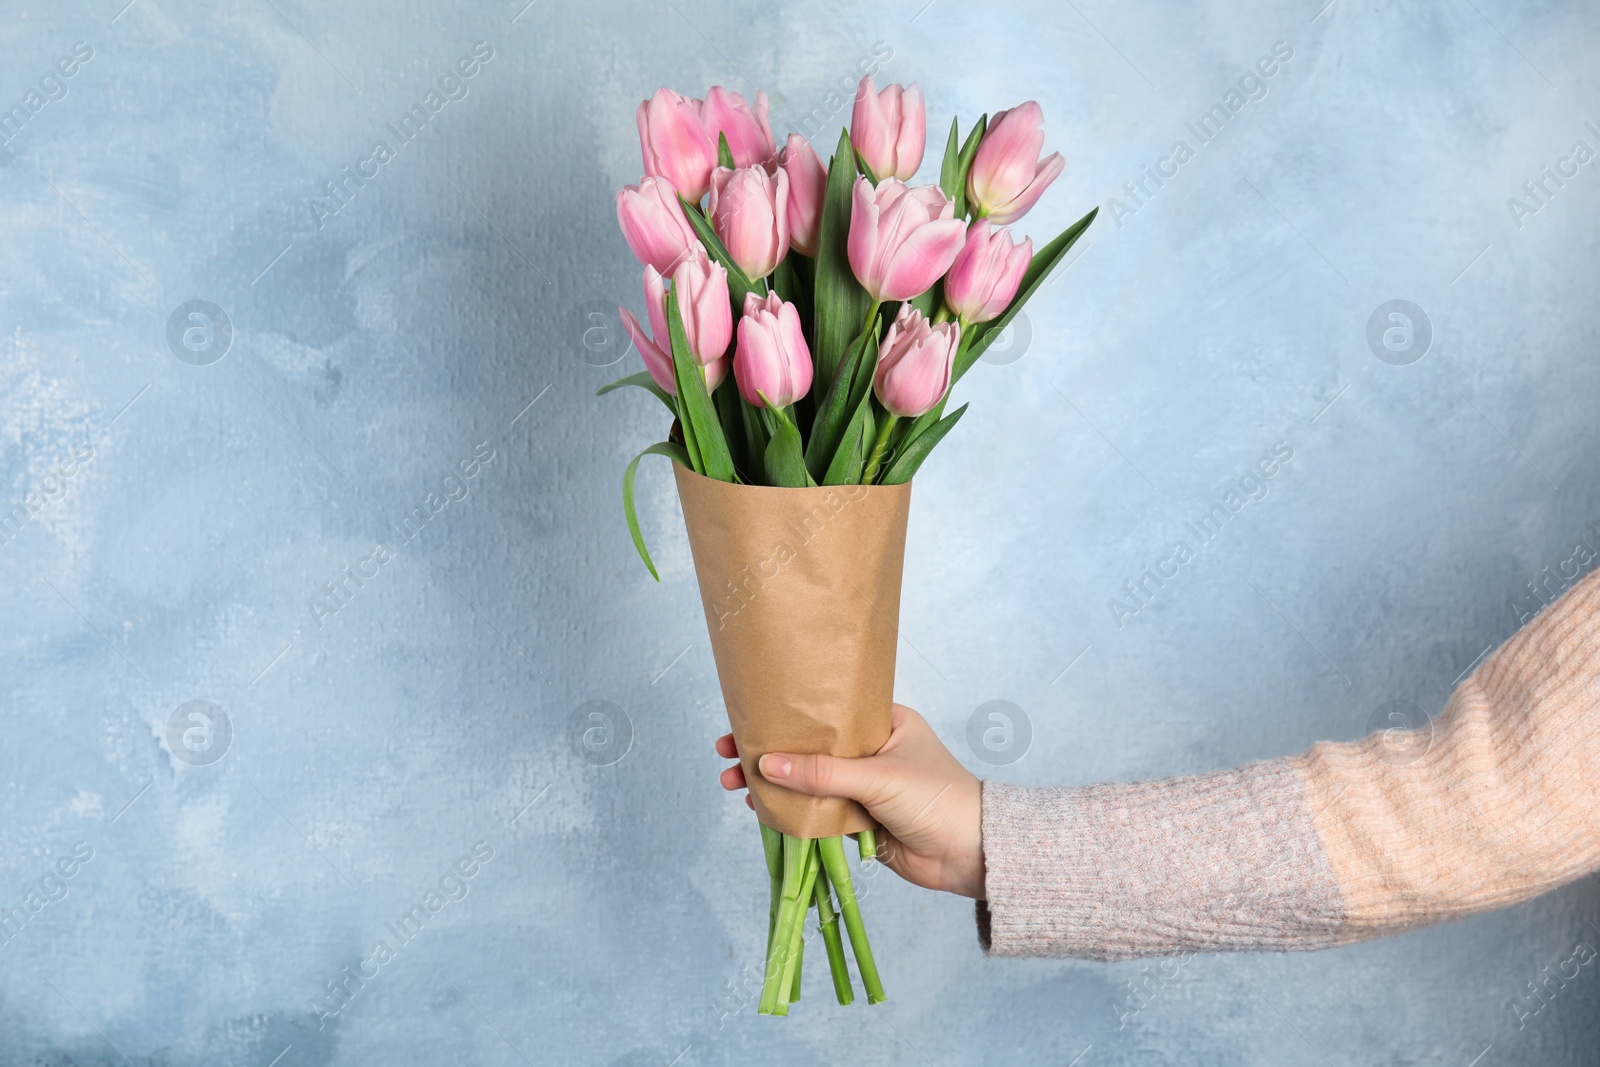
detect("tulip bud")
(616, 176), (701, 276)
(644, 251), (733, 382)
(966, 101), (1065, 225)
(637, 88), (718, 202)
(708, 165), (790, 279)
(777, 134), (826, 257)
(617, 305), (679, 395)
(847, 177), (967, 303)
(702, 86), (775, 169)
(622, 258), (730, 395)
(850, 77), (926, 181)
(874, 305), (958, 419)
(734, 292), (813, 408)
(943, 218), (1033, 325)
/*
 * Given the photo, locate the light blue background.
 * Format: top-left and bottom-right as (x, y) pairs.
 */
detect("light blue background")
(2, 1), (1597, 1064)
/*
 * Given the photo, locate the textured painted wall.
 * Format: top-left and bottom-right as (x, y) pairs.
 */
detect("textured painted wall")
(2, 1), (1597, 1064)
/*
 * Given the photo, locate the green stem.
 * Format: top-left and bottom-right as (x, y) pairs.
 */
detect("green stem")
(932, 304), (954, 325)
(819, 836), (885, 1003)
(776, 840), (820, 1012)
(860, 414), (898, 485)
(759, 835), (809, 1014)
(786, 895), (808, 1004)
(860, 299), (882, 341)
(814, 864), (854, 1005)
(857, 829), (878, 865)
(761, 823), (782, 962)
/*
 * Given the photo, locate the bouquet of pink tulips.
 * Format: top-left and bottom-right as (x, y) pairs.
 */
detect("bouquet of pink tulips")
(601, 76), (1094, 1015)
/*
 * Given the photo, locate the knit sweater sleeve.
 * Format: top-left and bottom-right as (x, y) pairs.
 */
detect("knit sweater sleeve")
(976, 568), (1600, 960)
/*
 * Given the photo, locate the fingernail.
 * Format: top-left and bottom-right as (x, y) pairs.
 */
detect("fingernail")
(760, 754), (790, 780)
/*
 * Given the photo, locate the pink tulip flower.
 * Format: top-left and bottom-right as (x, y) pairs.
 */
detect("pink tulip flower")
(643, 251), (732, 379)
(966, 101), (1065, 225)
(616, 176), (701, 276)
(616, 305), (680, 395)
(637, 86), (776, 204)
(847, 177), (967, 303)
(850, 77), (925, 181)
(637, 88), (719, 202)
(943, 218), (1033, 324)
(777, 134), (826, 257)
(874, 305), (959, 418)
(628, 253), (732, 391)
(734, 292), (813, 409)
(703, 86), (775, 169)
(708, 165), (790, 279)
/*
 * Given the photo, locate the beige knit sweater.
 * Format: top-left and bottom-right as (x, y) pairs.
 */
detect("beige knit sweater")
(977, 566), (1600, 959)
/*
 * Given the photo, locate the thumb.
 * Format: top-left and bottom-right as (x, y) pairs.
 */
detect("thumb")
(758, 751), (890, 806)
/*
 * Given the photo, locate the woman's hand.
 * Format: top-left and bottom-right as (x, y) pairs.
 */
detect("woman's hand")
(716, 704), (985, 899)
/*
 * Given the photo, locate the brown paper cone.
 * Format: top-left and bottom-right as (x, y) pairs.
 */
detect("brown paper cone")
(674, 462), (911, 839)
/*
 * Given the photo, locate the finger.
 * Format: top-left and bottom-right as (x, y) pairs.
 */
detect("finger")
(719, 763), (747, 792)
(758, 750), (889, 806)
(714, 733), (738, 759)
(745, 794), (754, 810)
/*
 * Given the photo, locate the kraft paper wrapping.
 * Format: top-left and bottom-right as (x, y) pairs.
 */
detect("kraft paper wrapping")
(673, 462), (911, 839)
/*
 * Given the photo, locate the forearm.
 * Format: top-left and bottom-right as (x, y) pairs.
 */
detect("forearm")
(977, 758), (1345, 959)
(980, 569), (1600, 960)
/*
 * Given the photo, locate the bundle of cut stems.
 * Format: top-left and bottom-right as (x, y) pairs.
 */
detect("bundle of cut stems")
(758, 824), (884, 1014)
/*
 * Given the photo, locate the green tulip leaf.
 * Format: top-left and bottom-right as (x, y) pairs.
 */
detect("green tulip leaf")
(824, 391), (875, 486)
(679, 196), (766, 307)
(596, 370), (677, 416)
(803, 317), (880, 482)
(958, 204), (1097, 383)
(667, 292), (736, 482)
(893, 391), (946, 466)
(717, 131), (736, 171)
(938, 117), (962, 204)
(759, 400), (814, 488)
(852, 148), (880, 186)
(621, 440), (691, 580)
(909, 284), (941, 319)
(715, 376), (754, 481)
(812, 128), (872, 395)
(879, 403), (967, 485)
(952, 115), (987, 217)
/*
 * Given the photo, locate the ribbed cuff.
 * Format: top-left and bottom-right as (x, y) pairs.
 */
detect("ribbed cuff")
(977, 762), (1346, 960)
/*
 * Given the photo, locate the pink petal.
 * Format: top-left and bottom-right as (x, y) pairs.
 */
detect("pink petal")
(877, 217), (967, 302)
(846, 176), (883, 296)
(619, 305), (675, 394)
(989, 152), (1065, 225)
(892, 83), (926, 180)
(643, 265), (669, 348)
